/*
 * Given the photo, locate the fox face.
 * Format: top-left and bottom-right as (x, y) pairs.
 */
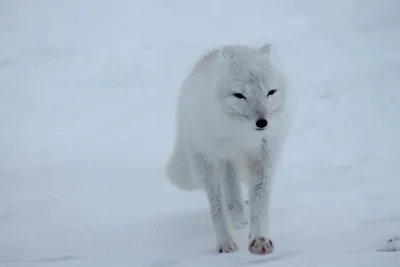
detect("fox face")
(216, 44), (287, 132)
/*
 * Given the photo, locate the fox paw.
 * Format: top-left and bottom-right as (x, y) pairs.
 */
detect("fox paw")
(232, 219), (248, 230)
(227, 203), (248, 229)
(230, 210), (248, 229)
(217, 239), (238, 253)
(248, 236), (274, 255)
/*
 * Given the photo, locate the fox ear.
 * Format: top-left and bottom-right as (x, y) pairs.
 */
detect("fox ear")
(219, 46), (238, 60)
(260, 43), (272, 55)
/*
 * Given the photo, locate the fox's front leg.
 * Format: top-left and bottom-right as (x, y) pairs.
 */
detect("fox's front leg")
(221, 161), (248, 229)
(247, 140), (275, 255)
(192, 153), (237, 253)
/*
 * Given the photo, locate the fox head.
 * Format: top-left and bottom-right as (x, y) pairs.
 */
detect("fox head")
(215, 44), (288, 132)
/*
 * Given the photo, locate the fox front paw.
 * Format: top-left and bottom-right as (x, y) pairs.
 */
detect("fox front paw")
(231, 218), (248, 229)
(217, 239), (238, 253)
(248, 236), (274, 255)
(227, 202), (248, 229)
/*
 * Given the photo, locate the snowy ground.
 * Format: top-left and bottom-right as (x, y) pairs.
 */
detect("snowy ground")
(1, 0), (400, 266)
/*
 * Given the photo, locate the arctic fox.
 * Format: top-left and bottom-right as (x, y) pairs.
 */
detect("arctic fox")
(166, 43), (293, 255)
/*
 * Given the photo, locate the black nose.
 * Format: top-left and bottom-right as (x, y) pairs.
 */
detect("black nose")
(255, 118), (268, 129)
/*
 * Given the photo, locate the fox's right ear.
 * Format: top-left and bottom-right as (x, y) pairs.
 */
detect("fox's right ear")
(219, 46), (238, 60)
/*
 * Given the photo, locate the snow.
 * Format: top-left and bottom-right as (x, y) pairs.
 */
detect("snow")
(1, 0), (400, 266)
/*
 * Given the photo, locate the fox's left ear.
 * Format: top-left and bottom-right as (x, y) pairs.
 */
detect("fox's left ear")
(260, 43), (272, 55)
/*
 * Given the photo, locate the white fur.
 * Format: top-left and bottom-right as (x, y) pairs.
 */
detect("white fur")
(166, 43), (293, 254)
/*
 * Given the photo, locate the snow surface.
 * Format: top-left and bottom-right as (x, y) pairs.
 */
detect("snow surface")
(1, 0), (400, 266)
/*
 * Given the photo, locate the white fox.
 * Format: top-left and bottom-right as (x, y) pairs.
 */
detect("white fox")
(166, 43), (293, 255)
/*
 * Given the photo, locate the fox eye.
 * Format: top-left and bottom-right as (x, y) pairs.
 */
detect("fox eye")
(267, 89), (277, 97)
(233, 93), (246, 100)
